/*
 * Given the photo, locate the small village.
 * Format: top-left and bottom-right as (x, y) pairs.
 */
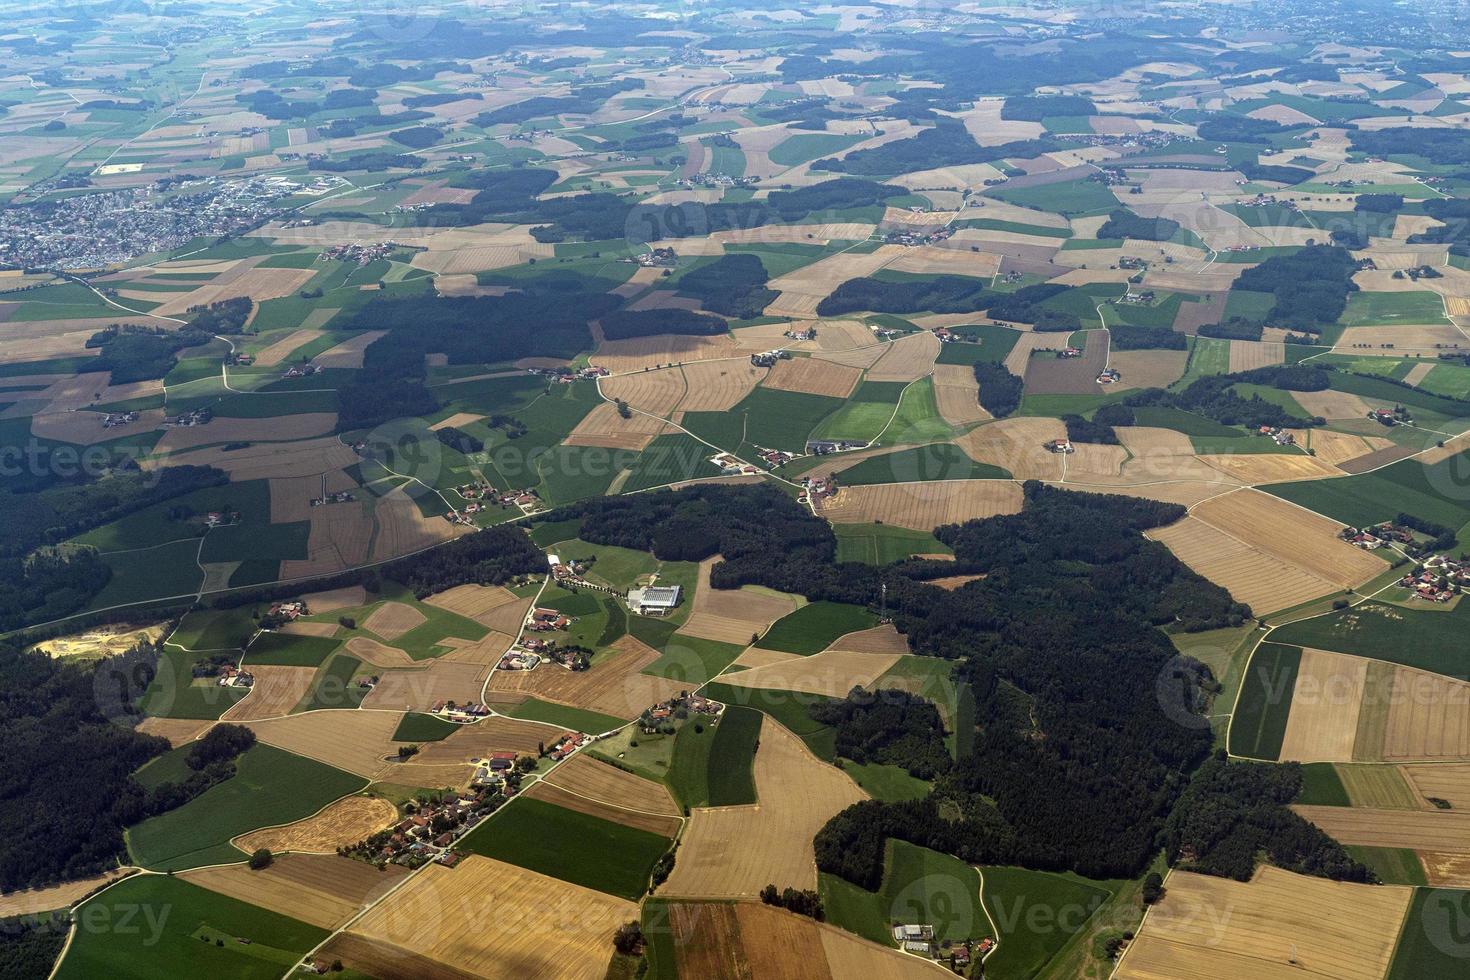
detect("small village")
(162, 406), (214, 427)
(637, 691), (723, 734)
(101, 410), (140, 428)
(892, 924), (995, 970)
(1394, 554), (1470, 603)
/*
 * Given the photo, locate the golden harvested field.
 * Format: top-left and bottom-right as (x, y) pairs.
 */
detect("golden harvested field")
(885, 245), (1001, 278)
(1293, 804), (1470, 859)
(135, 716), (212, 746)
(1114, 866), (1411, 980)
(32, 408), (163, 446)
(249, 709), (404, 778)
(543, 753), (681, 817)
(152, 436), (360, 481)
(1116, 425), (1196, 456)
(438, 632), (515, 666)
(486, 634), (684, 721)
(717, 650), (902, 698)
(732, 647), (803, 669)
(151, 267), (316, 315)
(370, 486), (466, 563)
(1292, 389), (1377, 420)
(184, 855), (410, 930)
(809, 319), (881, 351)
(591, 333), (760, 373)
(679, 557), (800, 645)
(253, 328), (323, 367)
(677, 359), (767, 412)
(302, 586), (367, 614)
(1228, 340), (1286, 373)
(363, 661), (489, 714)
(430, 413), (484, 433)
(223, 666), (318, 722)
(343, 636), (417, 668)
(1192, 490), (1383, 589)
(278, 621), (339, 638)
(932, 363), (988, 426)
(315, 331), (386, 370)
(661, 719), (867, 899)
(1198, 452), (1344, 484)
(342, 855), (635, 980)
(666, 901), (952, 979)
(412, 717), (557, 765)
(1296, 429), (1395, 467)
(1147, 517), (1340, 614)
(154, 413), (338, 454)
(524, 780), (681, 837)
(1403, 764), (1470, 809)
(953, 417), (1067, 480)
(363, 601), (428, 641)
(765, 246), (905, 319)
(563, 401), (671, 451)
(236, 794), (398, 855)
(864, 331), (940, 382)
(1109, 349), (1188, 389)
(601, 367), (687, 416)
(0, 867), (136, 918)
(1277, 649), (1367, 763)
(424, 584), (523, 624)
(280, 496), (375, 579)
(1380, 665), (1470, 762)
(811, 341), (889, 371)
(824, 624), (910, 655)
(761, 356), (862, 398)
(818, 480), (1022, 532)
(1337, 324), (1466, 353)
(1063, 442), (1128, 480)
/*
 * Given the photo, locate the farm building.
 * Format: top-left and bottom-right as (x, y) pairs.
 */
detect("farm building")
(627, 585), (682, 616)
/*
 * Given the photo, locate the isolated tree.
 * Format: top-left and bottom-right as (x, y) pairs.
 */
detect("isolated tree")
(248, 848), (273, 870)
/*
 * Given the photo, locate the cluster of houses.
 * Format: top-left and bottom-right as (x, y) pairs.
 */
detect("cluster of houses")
(1059, 346), (1082, 358)
(283, 362), (322, 379)
(639, 692), (722, 733)
(472, 751), (530, 789)
(340, 786), (507, 872)
(1096, 367), (1121, 384)
(547, 731), (593, 759)
(750, 349), (794, 368)
(216, 664), (254, 688)
(710, 451), (765, 477)
(549, 554), (594, 584)
(527, 365), (609, 384)
(163, 407), (212, 427)
(807, 438), (866, 455)
(1396, 555), (1470, 603)
(264, 600), (307, 622)
(451, 483), (543, 517)
(676, 172), (759, 190)
(633, 246), (677, 268)
(891, 925), (993, 967)
(101, 410), (140, 428)
(310, 490), (355, 506)
(496, 649), (540, 671)
(225, 351), (254, 367)
(784, 326), (816, 342)
(428, 700), (490, 722)
(322, 241), (397, 265)
(202, 509), (240, 528)
(1368, 406), (1410, 427)
(626, 584), (682, 617)
(799, 475), (839, 506)
(884, 225), (954, 248)
(1255, 425), (1296, 446)
(525, 607), (572, 632)
(1045, 438), (1076, 454)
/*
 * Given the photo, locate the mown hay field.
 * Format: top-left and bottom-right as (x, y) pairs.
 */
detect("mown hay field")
(248, 709), (405, 779)
(716, 649), (903, 698)
(222, 666), (317, 722)
(1114, 866), (1411, 980)
(678, 556), (800, 645)
(340, 855), (635, 980)
(485, 634), (685, 720)
(661, 719), (867, 899)
(1277, 649), (1367, 763)
(183, 854), (409, 930)
(818, 480), (1023, 532)
(762, 356), (862, 399)
(236, 794), (397, 855)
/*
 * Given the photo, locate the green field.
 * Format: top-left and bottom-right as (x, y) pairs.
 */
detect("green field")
(978, 866), (1117, 980)
(833, 523), (953, 564)
(702, 682), (839, 760)
(769, 132), (863, 166)
(127, 744), (367, 870)
(392, 712), (461, 742)
(245, 630), (341, 667)
(685, 386), (845, 454)
(821, 839), (993, 948)
(840, 444), (1010, 485)
(1263, 450), (1470, 534)
(840, 760), (932, 801)
(938, 325), (1022, 366)
(460, 797), (671, 900)
(505, 697), (628, 733)
(1227, 642), (1300, 760)
(812, 380), (907, 443)
(1271, 602), (1470, 679)
(706, 705), (761, 805)
(56, 875), (327, 980)
(986, 177), (1119, 217)
(1339, 290), (1450, 327)
(755, 600), (878, 655)
(1348, 846), (1428, 886)
(1296, 762), (1351, 806)
(1388, 887), (1470, 979)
